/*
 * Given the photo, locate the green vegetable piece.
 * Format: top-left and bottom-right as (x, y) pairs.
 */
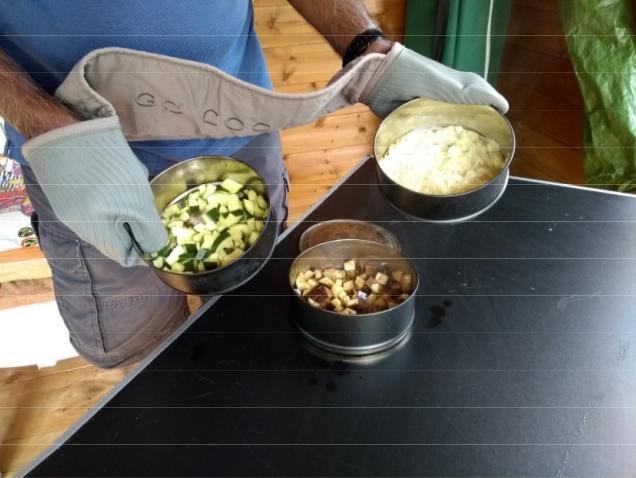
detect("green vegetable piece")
(196, 249), (211, 260)
(152, 257), (165, 269)
(206, 207), (220, 222)
(157, 245), (173, 258)
(256, 195), (268, 210)
(183, 243), (197, 253)
(171, 262), (185, 273)
(211, 231), (231, 252)
(220, 178), (244, 194)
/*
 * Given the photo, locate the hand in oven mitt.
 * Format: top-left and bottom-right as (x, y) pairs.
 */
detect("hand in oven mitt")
(361, 45), (510, 119)
(22, 116), (167, 267)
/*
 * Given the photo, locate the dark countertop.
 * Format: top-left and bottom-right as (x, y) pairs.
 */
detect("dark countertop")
(22, 158), (636, 477)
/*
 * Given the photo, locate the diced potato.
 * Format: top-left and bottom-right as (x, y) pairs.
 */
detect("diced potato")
(336, 270), (348, 280)
(319, 277), (335, 288)
(392, 270), (404, 282)
(400, 274), (412, 293)
(346, 299), (359, 308)
(338, 290), (349, 302)
(307, 279), (319, 289)
(364, 293), (377, 307)
(375, 298), (387, 309)
(345, 308), (357, 315)
(343, 280), (355, 292)
(331, 284), (344, 297)
(313, 269), (323, 280)
(335, 279), (343, 287)
(375, 272), (389, 286)
(364, 264), (376, 278)
(371, 283), (384, 295)
(330, 298), (342, 310)
(296, 273), (310, 291)
(343, 260), (356, 278)
(304, 270), (315, 280)
(365, 277), (376, 288)
(354, 276), (366, 290)
(324, 268), (337, 281)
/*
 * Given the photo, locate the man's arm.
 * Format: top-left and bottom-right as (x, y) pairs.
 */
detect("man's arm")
(0, 47), (79, 140)
(286, 0), (393, 58)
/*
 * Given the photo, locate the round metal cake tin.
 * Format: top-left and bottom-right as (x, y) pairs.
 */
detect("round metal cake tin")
(373, 98), (516, 223)
(134, 156), (278, 296)
(299, 219), (401, 253)
(289, 239), (419, 356)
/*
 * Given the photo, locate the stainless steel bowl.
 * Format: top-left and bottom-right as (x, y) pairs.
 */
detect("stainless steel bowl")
(299, 220), (401, 253)
(134, 156), (278, 296)
(373, 98), (516, 223)
(289, 239), (418, 356)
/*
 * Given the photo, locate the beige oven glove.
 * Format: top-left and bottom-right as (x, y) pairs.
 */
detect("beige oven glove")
(55, 43), (507, 141)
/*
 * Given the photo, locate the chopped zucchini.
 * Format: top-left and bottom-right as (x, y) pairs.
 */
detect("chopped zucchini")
(247, 190), (258, 202)
(163, 204), (180, 218)
(206, 207), (220, 222)
(152, 257), (165, 269)
(221, 248), (244, 266)
(189, 195), (199, 213)
(171, 226), (194, 239)
(171, 262), (186, 273)
(255, 220), (264, 232)
(243, 199), (255, 216)
(183, 242), (198, 253)
(256, 195), (268, 209)
(247, 230), (260, 245)
(211, 231), (231, 252)
(226, 194), (242, 213)
(220, 178), (244, 194)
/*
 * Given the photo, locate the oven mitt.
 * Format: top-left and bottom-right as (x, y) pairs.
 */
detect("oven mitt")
(22, 116), (168, 267)
(54, 43), (508, 142)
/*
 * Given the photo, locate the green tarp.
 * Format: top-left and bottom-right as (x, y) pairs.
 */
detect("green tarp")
(559, 0), (636, 191)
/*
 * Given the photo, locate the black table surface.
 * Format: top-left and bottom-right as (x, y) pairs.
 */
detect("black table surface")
(23, 158), (636, 477)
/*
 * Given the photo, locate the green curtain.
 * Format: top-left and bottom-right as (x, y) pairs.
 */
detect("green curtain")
(404, 0), (513, 86)
(559, 0), (636, 191)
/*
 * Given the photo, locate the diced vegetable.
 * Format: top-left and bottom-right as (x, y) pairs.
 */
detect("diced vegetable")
(148, 180), (270, 273)
(220, 178), (244, 194)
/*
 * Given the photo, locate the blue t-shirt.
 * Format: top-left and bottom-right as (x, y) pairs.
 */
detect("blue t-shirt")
(0, 0), (272, 176)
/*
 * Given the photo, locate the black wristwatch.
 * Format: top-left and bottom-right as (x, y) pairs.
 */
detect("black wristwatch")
(342, 27), (387, 67)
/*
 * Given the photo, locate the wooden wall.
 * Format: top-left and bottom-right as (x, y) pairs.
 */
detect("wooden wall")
(500, 0), (586, 184)
(255, 0), (406, 223)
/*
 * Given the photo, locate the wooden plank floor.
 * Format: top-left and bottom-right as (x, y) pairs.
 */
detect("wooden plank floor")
(0, 0), (588, 475)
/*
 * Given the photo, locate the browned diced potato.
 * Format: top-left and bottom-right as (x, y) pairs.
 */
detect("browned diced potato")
(336, 269), (348, 280)
(375, 272), (389, 286)
(390, 282), (402, 292)
(326, 287), (335, 298)
(397, 293), (410, 303)
(364, 293), (377, 307)
(343, 280), (355, 292)
(371, 283), (384, 295)
(387, 301), (398, 309)
(330, 298), (342, 309)
(307, 279), (319, 289)
(345, 308), (357, 315)
(304, 270), (315, 280)
(324, 268), (337, 281)
(400, 274), (412, 293)
(332, 284), (344, 297)
(392, 270), (404, 282)
(365, 277), (376, 288)
(375, 298), (387, 309)
(364, 264), (376, 278)
(313, 269), (323, 280)
(354, 276), (366, 290)
(338, 309), (350, 315)
(319, 277), (335, 288)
